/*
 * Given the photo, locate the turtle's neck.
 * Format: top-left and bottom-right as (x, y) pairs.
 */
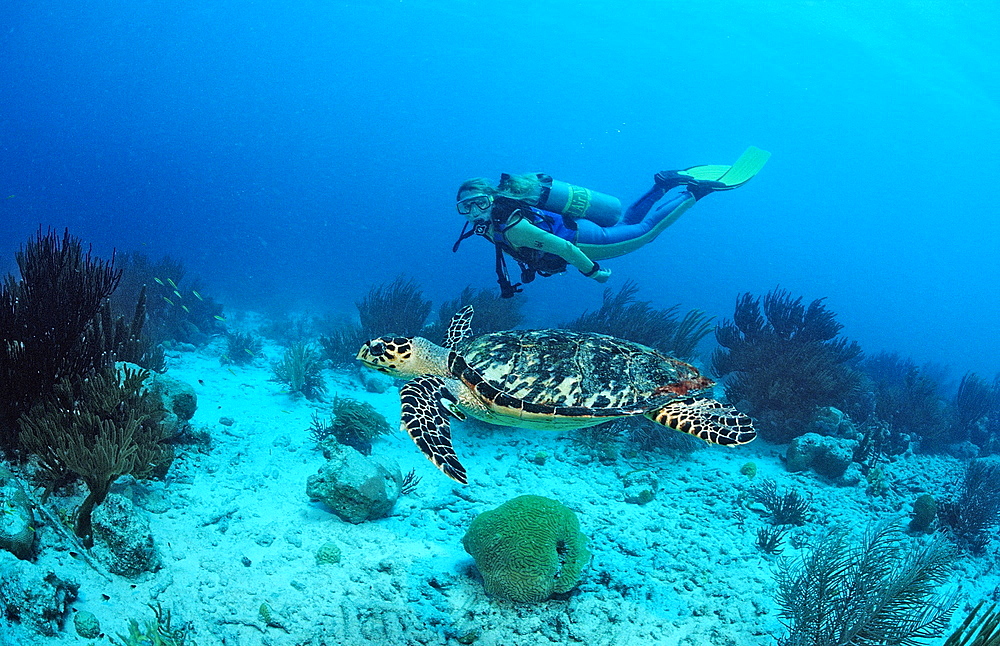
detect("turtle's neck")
(409, 337), (454, 377)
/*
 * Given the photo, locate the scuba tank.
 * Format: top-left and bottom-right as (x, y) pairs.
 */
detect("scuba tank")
(500, 173), (622, 227)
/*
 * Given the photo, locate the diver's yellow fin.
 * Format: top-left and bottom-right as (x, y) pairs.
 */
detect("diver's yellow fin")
(678, 146), (771, 189)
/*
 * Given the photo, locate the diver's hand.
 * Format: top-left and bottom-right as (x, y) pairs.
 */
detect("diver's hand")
(592, 267), (612, 283)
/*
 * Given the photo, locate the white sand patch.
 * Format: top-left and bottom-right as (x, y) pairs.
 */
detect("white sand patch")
(3, 340), (998, 645)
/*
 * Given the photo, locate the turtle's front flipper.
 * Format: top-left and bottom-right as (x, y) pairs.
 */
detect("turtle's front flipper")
(442, 305), (474, 349)
(647, 398), (756, 446)
(400, 375), (469, 484)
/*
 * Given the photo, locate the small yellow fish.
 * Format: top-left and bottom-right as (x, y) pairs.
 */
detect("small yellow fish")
(153, 277), (165, 286)
(227, 368), (237, 376)
(181, 305), (190, 313)
(163, 297), (174, 305)
(173, 290), (183, 298)
(167, 278), (178, 289)
(214, 315), (226, 321)
(244, 349), (255, 356)
(192, 290), (204, 301)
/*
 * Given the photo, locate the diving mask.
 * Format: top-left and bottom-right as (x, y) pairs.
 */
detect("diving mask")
(456, 194), (493, 215)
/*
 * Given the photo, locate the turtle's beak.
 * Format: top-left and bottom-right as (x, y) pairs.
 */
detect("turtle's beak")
(356, 340), (382, 368)
(356, 337), (411, 376)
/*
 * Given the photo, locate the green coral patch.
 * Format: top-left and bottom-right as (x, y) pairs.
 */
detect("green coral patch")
(315, 541), (342, 565)
(909, 494), (937, 534)
(74, 610), (101, 639)
(462, 495), (590, 603)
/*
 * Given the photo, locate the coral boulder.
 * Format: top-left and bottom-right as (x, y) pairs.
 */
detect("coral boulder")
(306, 445), (402, 523)
(462, 495), (590, 603)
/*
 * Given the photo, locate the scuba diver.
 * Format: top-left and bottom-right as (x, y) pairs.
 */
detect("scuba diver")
(452, 146), (771, 298)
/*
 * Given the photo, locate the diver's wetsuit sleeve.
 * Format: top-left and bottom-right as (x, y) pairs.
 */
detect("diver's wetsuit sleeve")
(503, 219), (595, 273)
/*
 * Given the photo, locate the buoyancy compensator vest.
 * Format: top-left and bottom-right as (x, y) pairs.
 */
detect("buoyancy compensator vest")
(496, 203), (574, 276)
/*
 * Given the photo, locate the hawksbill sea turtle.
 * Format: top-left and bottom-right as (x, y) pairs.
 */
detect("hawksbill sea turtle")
(356, 306), (755, 484)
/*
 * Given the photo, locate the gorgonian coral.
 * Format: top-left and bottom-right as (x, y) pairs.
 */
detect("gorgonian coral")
(712, 288), (865, 443)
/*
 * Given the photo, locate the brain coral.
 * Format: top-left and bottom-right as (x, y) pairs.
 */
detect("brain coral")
(462, 495), (590, 603)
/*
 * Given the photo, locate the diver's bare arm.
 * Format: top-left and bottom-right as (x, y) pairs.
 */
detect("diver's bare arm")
(504, 219), (597, 273)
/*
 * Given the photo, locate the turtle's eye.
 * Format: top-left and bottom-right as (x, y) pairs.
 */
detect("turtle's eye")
(369, 341), (386, 357)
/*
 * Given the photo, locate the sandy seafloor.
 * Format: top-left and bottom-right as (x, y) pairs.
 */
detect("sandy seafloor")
(2, 325), (998, 646)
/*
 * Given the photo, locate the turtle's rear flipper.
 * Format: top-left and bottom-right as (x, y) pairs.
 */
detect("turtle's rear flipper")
(646, 398), (756, 446)
(400, 375), (468, 484)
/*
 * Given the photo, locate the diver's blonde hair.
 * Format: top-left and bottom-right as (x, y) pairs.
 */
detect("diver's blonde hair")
(498, 173), (543, 203)
(457, 173), (543, 203)
(456, 178), (496, 201)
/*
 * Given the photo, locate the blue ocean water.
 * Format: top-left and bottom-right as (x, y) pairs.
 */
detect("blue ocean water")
(1, 0), (998, 377)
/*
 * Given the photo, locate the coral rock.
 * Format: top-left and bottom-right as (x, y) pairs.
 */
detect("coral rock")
(462, 495), (590, 603)
(805, 406), (856, 437)
(73, 610), (101, 638)
(623, 469), (659, 505)
(0, 467), (35, 560)
(91, 493), (161, 577)
(786, 432), (857, 479)
(315, 541), (342, 565)
(0, 550), (78, 637)
(149, 369), (198, 430)
(909, 494), (937, 534)
(359, 370), (392, 394)
(306, 445), (402, 523)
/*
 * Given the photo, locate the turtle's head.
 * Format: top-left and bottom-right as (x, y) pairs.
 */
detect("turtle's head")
(357, 336), (419, 377)
(358, 335), (455, 378)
